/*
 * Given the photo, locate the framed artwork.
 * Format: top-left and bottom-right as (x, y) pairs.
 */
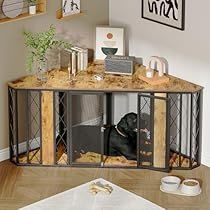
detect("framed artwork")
(95, 27), (125, 60)
(141, 0), (185, 30)
(62, 0), (80, 17)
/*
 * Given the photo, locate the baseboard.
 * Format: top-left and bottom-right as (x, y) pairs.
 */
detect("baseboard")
(0, 138), (40, 163)
(0, 147), (9, 162)
(201, 155), (210, 167)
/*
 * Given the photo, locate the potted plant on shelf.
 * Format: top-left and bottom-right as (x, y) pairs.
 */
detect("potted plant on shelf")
(23, 25), (71, 81)
(28, 0), (37, 15)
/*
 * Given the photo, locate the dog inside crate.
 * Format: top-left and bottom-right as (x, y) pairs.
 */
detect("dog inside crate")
(70, 93), (152, 167)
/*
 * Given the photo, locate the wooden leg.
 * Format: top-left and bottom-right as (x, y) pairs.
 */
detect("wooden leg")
(41, 91), (54, 165)
(153, 93), (167, 168)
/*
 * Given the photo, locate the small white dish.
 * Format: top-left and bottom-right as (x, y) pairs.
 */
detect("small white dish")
(161, 176), (181, 192)
(180, 179), (201, 196)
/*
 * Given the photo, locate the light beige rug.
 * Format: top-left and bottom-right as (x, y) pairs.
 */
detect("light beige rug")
(19, 178), (165, 210)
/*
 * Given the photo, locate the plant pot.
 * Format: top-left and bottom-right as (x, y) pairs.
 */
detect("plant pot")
(36, 57), (48, 82)
(29, 5), (36, 15)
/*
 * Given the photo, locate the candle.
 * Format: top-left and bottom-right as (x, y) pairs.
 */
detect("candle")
(146, 68), (154, 78)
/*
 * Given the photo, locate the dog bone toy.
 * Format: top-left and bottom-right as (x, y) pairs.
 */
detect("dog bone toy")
(89, 182), (113, 195)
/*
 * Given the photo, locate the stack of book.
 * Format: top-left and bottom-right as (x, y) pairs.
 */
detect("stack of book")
(62, 46), (88, 76)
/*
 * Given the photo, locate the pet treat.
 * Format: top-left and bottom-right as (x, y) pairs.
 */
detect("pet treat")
(89, 182), (113, 195)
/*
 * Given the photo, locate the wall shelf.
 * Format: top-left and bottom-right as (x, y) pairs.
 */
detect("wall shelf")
(56, 8), (84, 20)
(0, 0), (46, 25)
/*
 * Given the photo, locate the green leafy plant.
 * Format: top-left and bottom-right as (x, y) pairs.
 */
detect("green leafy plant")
(23, 25), (71, 72)
(27, 0), (37, 6)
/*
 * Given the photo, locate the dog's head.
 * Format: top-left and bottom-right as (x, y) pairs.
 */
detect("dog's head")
(117, 112), (149, 138)
(117, 112), (137, 138)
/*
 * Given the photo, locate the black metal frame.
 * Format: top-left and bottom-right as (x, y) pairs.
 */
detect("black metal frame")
(8, 87), (203, 171)
(141, 0), (185, 31)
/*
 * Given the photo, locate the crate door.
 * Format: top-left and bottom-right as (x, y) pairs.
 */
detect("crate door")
(138, 93), (170, 172)
(70, 93), (104, 166)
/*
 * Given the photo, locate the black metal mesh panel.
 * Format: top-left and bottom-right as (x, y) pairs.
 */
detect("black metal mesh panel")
(8, 88), (17, 162)
(54, 92), (68, 165)
(169, 94), (183, 168)
(169, 92), (201, 169)
(139, 94), (153, 167)
(27, 91), (41, 164)
(71, 94), (103, 165)
(191, 92), (201, 167)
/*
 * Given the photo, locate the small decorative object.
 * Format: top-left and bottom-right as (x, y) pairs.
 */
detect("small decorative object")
(160, 176), (201, 196)
(27, 0), (37, 15)
(23, 25), (71, 81)
(146, 67), (154, 78)
(138, 56), (170, 85)
(146, 56), (164, 78)
(62, 0), (80, 17)
(93, 74), (104, 81)
(141, 0), (185, 30)
(71, 46), (88, 71)
(96, 26), (125, 60)
(105, 55), (135, 76)
(89, 181), (113, 195)
(62, 46), (88, 76)
(2, 0), (24, 18)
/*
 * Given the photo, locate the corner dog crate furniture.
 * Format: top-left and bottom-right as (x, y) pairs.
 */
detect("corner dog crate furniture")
(8, 64), (203, 172)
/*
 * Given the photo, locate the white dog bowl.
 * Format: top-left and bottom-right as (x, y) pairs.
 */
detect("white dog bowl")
(180, 179), (201, 195)
(161, 176), (181, 192)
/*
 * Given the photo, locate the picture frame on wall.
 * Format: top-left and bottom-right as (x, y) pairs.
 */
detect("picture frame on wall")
(141, 0), (185, 30)
(95, 27), (125, 60)
(62, 0), (80, 17)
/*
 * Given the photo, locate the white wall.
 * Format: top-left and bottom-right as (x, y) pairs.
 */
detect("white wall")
(109, 0), (210, 166)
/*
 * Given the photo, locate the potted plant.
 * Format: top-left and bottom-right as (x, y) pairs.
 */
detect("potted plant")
(24, 25), (71, 80)
(28, 0), (37, 15)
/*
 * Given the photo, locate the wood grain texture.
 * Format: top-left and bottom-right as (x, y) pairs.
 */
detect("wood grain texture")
(0, 161), (210, 210)
(41, 91), (54, 165)
(154, 93), (167, 168)
(8, 64), (203, 93)
(138, 72), (170, 85)
(37, 0), (46, 12)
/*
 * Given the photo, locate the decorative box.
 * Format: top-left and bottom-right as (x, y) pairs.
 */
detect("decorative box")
(105, 55), (135, 75)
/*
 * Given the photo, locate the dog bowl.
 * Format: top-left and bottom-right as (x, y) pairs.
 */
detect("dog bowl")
(180, 179), (201, 195)
(161, 176), (181, 192)
(101, 47), (118, 55)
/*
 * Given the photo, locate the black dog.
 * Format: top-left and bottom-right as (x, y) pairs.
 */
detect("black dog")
(104, 112), (149, 160)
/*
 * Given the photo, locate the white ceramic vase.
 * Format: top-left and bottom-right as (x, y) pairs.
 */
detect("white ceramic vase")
(29, 5), (36, 15)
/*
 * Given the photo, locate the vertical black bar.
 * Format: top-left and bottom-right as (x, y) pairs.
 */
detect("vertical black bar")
(8, 88), (13, 161)
(26, 90), (29, 164)
(69, 93), (73, 165)
(67, 91), (71, 165)
(100, 94), (104, 167)
(59, 92), (65, 135)
(150, 94), (154, 167)
(137, 94), (141, 168)
(165, 94), (170, 172)
(39, 91), (43, 164)
(53, 91), (57, 165)
(189, 93), (193, 169)
(198, 90), (203, 166)
(15, 90), (19, 163)
(106, 93), (113, 125)
(179, 94), (183, 167)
